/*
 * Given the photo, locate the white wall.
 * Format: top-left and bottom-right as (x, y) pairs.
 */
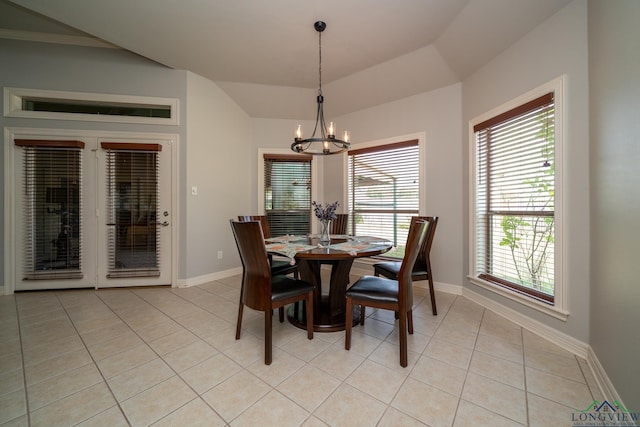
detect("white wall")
(247, 85), (463, 289)
(324, 83), (464, 288)
(185, 72), (252, 279)
(588, 0), (640, 410)
(249, 117), (316, 214)
(462, 0), (590, 342)
(0, 38), (188, 286)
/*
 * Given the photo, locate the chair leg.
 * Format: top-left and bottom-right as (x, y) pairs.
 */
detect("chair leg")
(428, 275), (437, 315)
(360, 305), (365, 325)
(407, 309), (414, 335)
(265, 311), (272, 365)
(305, 291), (314, 340)
(399, 311), (408, 367)
(279, 306), (285, 323)
(235, 303), (244, 340)
(236, 278), (245, 340)
(345, 297), (353, 350)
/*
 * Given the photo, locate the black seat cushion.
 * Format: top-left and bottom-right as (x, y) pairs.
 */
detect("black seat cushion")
(271, 275), (314, 302)
(270, 259), (298, 276)
(374, 261), (401, 277)
(346, 276), (399, 304)
(375, 260), (428, 279)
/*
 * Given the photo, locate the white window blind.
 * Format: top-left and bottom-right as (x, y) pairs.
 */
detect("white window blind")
(348, 140), (419, 258)
(474, 93), (555, 303)
(15, 139), (84, 280)
(263, 154), (312, 237)
(103, 142), (161, 278)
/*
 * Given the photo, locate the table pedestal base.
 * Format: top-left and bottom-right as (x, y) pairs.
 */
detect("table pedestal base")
(287, 257), (360, 332)
(287, 299), (361, 332)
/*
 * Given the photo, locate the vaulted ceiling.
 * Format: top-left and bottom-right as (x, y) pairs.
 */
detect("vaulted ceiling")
(1, 0), (572, 119)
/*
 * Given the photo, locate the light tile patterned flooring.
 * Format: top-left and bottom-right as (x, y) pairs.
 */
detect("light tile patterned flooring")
(0, 274), (603, 426)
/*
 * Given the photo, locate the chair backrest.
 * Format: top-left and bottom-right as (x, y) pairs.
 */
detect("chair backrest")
(331, 214), (349, 234)
(413, 216), (438, 270)
(398, 219), (429, 307)
(230, 220), (272, 311)
(237, 215), (271, 239)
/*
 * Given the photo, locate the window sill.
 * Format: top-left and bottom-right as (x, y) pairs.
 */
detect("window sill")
(467, 275), (569, 322)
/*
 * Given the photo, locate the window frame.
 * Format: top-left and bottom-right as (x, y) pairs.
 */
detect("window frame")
(257, 148), (319, 233)
(4, 87), (179, 126)
(344, 132), (426, 260)
(468, 76), (567, 320)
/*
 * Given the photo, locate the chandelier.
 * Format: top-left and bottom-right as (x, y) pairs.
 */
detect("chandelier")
(291, 21), (351, 155)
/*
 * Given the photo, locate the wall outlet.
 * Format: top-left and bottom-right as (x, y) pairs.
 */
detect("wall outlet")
(217, 251), (223, 259)
(191, 186), (198, 196)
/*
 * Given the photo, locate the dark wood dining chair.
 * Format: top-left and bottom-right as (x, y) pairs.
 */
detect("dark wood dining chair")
(330, 213), (349, 234)
(345, 219), (428, 367)
(230, 220), (314, 365)
(237, 215), (298, 278)
(373, 216), (439, 315)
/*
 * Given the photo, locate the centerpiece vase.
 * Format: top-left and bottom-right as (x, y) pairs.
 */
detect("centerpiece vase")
(319, 219), (331, 246)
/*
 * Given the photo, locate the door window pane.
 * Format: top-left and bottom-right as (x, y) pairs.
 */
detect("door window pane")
(105, 147), (160, 277)
(18, 143), (83, 279)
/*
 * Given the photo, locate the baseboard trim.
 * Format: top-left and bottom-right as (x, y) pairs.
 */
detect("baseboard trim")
(461, 286), (628, 404)
(586, 346), (628, 407)
(465, 285), (626, 406)
(178, 267), (242, 288)
(463, 287), (590, 359)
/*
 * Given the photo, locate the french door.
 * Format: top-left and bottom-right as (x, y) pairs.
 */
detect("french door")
(9, 130), (174, 291)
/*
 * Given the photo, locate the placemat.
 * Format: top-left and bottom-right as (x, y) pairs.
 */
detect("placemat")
(265, 242), (316, 263)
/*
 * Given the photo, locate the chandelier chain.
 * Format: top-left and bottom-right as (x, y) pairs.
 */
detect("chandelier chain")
(318, 30), (323, 96)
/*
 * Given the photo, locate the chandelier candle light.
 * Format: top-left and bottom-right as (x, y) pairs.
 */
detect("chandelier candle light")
(292, 21), (351, 155)
(312, 201), (339, 246)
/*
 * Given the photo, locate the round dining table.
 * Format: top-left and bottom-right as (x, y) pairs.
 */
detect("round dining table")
(266, 235), (393, 332)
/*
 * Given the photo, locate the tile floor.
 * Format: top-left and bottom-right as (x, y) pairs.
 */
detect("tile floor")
(0, 274), (603, 426)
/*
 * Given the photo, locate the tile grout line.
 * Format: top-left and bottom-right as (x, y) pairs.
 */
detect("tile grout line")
(57, 290), (132, 426)
(126, 287), (260, 424)
(14, 295), (32, 427)
(374, 292), (457, 426)
(522, 323), (531, 427)
(449, 299), (485, 427)
(8, 282), (596, 426)
(92, 289), (228, 425)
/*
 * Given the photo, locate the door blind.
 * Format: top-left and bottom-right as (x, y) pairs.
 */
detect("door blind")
(103, 142), (161, 278)
(15, 139), (84, 280)
(263, 154), (312, 237)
